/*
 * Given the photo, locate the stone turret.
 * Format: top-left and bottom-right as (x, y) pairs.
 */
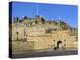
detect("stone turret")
(35, 16), (45, 24)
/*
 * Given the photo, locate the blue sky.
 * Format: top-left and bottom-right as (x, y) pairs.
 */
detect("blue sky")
(11, 1), (78, 28)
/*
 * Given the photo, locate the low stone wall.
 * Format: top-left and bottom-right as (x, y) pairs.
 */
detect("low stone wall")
(11, 41), (34, 53)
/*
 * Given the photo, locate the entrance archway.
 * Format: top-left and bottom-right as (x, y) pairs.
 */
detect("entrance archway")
(57, 41), (62, 48)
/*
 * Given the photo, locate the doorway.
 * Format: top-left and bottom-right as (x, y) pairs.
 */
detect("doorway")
(57, 41), (62, 48)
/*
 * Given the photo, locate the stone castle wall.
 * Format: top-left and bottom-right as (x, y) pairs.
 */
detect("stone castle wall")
(10, 17), (78, 52)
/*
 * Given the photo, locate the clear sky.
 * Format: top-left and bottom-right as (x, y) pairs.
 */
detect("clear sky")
(11, 1), (78, 28)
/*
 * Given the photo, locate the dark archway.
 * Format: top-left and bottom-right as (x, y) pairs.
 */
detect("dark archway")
(54, 40), (62, 50)
(57, 41), (62, 48)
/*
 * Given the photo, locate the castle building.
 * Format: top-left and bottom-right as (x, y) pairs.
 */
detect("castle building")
(10, 16), (78, 52)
